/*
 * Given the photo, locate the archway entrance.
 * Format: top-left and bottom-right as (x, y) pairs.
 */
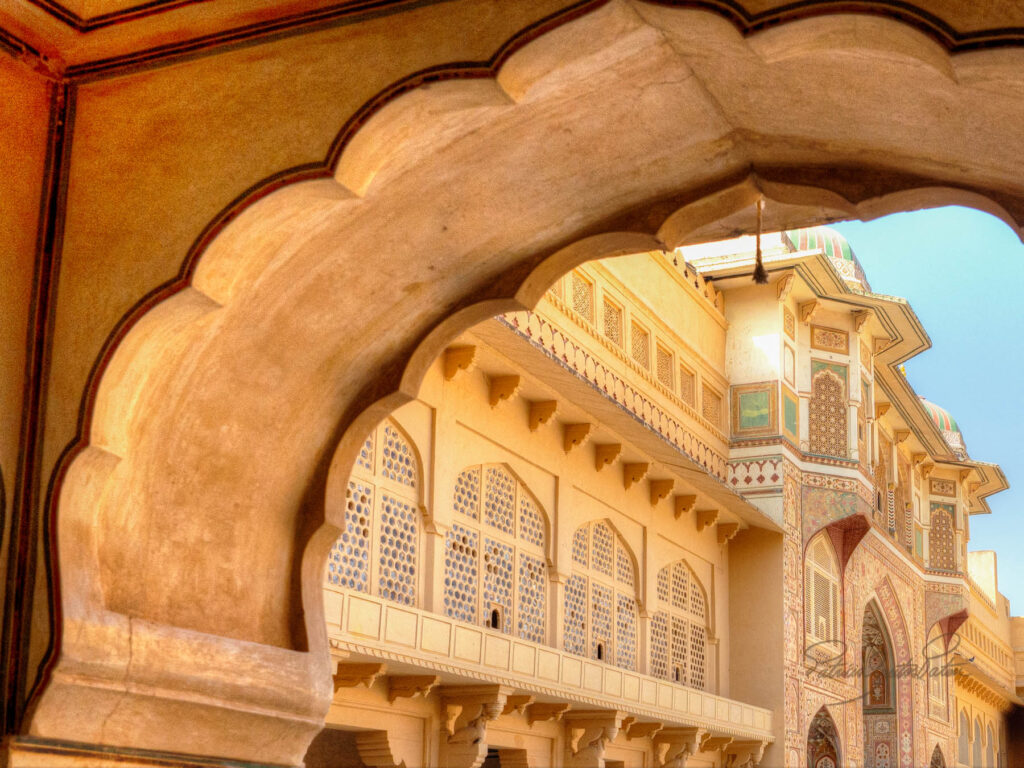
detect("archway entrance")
(862, 601), (897, 768)
(807, 707), (841, 768)
(930, 743), (946, 768)
(18, 1), (1024, 765)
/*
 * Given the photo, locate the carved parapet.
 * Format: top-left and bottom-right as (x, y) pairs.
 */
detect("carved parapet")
(529, 400), (557, 431)
(654, 727), (707, 768)
(564, 710), (625, 768)
(333, 662), (386, 691)
(444, 345), (476, 380)
(725, 739), (768, 767)
(594, 443), (621, 471)
(388, 675), (439, 703)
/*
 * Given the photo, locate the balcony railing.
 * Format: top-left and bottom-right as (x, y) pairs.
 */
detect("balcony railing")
(325, 587), (774, 743)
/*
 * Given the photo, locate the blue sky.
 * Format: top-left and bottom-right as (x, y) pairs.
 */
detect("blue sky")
(832, 207), (1024, 615)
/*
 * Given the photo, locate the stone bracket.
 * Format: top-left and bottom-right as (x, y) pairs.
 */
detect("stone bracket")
(700, 735), (733, 753)
(444, 345), (476, 380)
(489, 375), (521, 407)
(527, 702), (570, 726)
(716, 522), (739, 544)
(502, 695), (535, 716)
(650, 479), (674, 506)
(799, 300), (819, 324)
(529, 400), (557, 431)
(776, 272), (794, 301)
(674, 495), (697, 520)
(725, 739), (767, 767)
(388, 674), (439, 703)
(852, 309), (872, 332)
(594, 443), (621, 471)
(654, 727), (707, 768)
(441, 685), (512, 739)
(564, 710), (625, 768)
(626, 720), (664, 741)
(695, 508), (718, 531)
(564, 423), (592, 453)
(623, 462), (649, 491)
(333, 662), (386, 691)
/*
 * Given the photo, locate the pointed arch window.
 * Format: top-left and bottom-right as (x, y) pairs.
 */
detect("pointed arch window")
(929, 744), (946, 768)
(973, 718), (984, 768)
(807, 707), (841, 768)
(804, 533), (841, 654)
(986, 725), (995, 768)
(444, 464), (548, 643)
(327, 420), (421, 606)
(809, 362), (848, 458)
(862, 602), (893, 709)
(959, 711), (970, 765)
(650, 560), (710, 690)
(564, 520), (638, 670)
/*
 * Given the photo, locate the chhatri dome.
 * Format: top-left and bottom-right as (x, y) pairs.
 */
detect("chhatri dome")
(784, 226), (871, 291)
(919, 396), (968, 459)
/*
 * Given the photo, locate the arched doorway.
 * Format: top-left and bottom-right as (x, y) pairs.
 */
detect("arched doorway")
(807, 707), (841, 768)
(862, 601), (897, 768)
(929, 743), (946, 768)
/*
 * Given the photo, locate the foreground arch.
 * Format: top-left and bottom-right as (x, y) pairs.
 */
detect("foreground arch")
(26, 1), (1024, 764)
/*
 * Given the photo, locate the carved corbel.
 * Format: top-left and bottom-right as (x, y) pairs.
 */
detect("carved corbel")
(776, 272), (795, 301)
(696, 508), (718, 532)
(441, 685), (513, 768)
(725, 740), (768, 767)
(700, 735), (733, 753)
(920, 461), (935, 480)
(798, 300), (819, 324)
(444, 345), (476, 380)
(529, 400), (557, 431)
(564, 710), (625, 768)
(564, 423), (592, 453)
(873, 336), (891, 354)
(388, 675), (439, 703)
(594, 443), (621, 471)
(654, 727), (706, 768)
(674, 495), (697, 520)
(623, 463), (649, 491)
(627, 721), (664, 741)
(489, 375), (521, 407)
(912, 452), (927, 467)
(893, 429), (910, 445)
(968, 482), (980, 495)
(527, 702), (570, 726)
(852, 309), (873, 333)
(502, 695), (534, 716)
(650, 479), (674, 506)
(959, 469), (972, 483)
(333, 663), (386, 692)
(875, 402), (890, 419)
(717, 522), (740, 544)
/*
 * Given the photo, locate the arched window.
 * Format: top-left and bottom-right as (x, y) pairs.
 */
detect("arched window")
(809, 363), (848, 458)
(987, 725), (995, 768)
(327, 419), (421, 606)
(564, 520), (638, 670)
(650, 560), (710, 690)
(807, 707), (840, 768)
(959, 712), (970, 765)
(804, 533), (841, 652)
(973, 718), (984, 768)
(444, 464), (548, 643)
(930, 503), (956, 571)
(862, 602), (892, 709)
(926, 624), (947, 711)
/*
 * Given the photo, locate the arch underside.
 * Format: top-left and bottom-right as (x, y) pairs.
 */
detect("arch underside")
(36, 0), (1024, 764)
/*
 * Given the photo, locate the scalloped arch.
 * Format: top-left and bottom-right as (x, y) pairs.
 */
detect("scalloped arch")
(31, 1), (1024, 763)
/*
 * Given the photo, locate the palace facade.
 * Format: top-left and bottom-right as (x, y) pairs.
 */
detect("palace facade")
(316, 228), (1020, 768)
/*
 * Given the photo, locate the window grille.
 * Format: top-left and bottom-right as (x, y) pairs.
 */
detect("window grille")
(804, 534), (840, 650)
(652, 560), (710, 690)
(809, 367), (848, 457)
(679, 366), (696, 407)
(603, 300), (623, 346)
(656, 345), (674, 389)
(631, 323), (650, 369)
(702, 387), (722, 428)
(571, 272), (594, 323)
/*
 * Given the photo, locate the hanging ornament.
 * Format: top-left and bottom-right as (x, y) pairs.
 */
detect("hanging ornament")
(752, 196), (769, 284)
